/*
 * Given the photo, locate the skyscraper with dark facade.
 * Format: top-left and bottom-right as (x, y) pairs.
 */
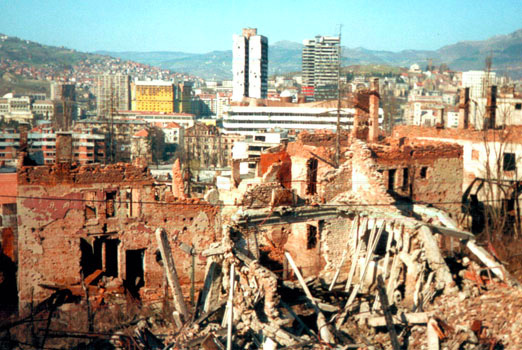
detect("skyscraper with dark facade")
(302, 35), (340, 101)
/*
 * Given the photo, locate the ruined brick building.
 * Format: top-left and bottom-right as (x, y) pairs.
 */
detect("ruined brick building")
(15, 133), (221, 311)
(4, 79), (522, 349)
(215, 79), (465, 280)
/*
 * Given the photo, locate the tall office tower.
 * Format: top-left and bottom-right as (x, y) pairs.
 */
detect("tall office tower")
(96, 74), (131, 117)
(176, 81), (193, 113)
(133, 80), (175, 113)
(50, 82), (76, 130)
(302, 35), (340, 101)
(232, 28), (268, 101)
(50, 82), (76, 101)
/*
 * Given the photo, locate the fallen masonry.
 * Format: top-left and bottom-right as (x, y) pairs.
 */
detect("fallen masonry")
(3, 190), (521, 348)
(2, 124), (522, 349)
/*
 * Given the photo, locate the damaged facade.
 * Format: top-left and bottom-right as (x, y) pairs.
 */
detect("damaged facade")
(16, 147), (220, 310)
(4, 78), (522, 349)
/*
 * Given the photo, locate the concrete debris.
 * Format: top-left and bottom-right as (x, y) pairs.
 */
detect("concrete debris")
(66, 215), (517, 350)
(3, 129), (522, 349)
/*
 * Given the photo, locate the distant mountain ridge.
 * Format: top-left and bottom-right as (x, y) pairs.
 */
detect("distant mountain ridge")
(98, 28), (522, 80)
(1, 28), (520, 82)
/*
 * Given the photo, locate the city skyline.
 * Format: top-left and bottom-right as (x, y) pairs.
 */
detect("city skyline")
(0, 0), (521, 54)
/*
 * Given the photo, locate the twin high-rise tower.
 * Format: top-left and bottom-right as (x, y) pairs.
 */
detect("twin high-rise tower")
(302, 35), (340, 101)
(232, 28), (268, 101)
(231, 30), (340, 102)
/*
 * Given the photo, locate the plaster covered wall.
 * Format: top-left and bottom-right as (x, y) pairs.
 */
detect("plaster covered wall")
(16, 163), (220, 310)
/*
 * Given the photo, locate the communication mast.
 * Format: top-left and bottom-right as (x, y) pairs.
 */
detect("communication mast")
(335, 24), (343, 168)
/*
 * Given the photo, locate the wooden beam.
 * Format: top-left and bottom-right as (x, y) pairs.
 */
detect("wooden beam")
(376, 275), (401, 350)
(284, 252), (335, 344)
(226, 263), (235, 350)
(155, 228), (189, 320)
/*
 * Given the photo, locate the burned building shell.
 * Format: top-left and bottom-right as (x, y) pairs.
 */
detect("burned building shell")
(16, 161), (220, 310)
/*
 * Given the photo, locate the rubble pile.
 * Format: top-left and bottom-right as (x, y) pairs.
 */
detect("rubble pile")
(130, 214), (521, 349)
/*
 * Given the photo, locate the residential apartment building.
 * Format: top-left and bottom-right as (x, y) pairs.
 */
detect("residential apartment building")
(184, 123), (244, 168)
(302, 35), (340, 101)
(133, 80), (175, 113)
(76, 118), (147, 163)
(96, 74), (131, 117)
(0, 130), (19, 165)
(232, 28), (268, 101)
(193, 92), (232, 118)
(50, 82), (76, 101)
(0, 127), (106, 165)
(176, 82), (193, 114)
(153, 122), (184, 145)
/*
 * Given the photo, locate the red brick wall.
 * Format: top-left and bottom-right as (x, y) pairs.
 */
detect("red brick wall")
(16, 163), (220, 310)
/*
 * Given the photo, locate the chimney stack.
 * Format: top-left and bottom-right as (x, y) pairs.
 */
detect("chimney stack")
(352, 108), (361, 138)
(368, 78), (380, 143)
(485, 85), (497, 129)
(55, 131), (73, 164)
(458, 87), (470, 129)
(437, 107), (445, 128)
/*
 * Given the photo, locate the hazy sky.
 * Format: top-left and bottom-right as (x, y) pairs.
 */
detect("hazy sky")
(0, 0), (520, 53)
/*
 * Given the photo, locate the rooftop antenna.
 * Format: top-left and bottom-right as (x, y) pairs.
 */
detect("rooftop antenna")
(335, 24), (343, 168)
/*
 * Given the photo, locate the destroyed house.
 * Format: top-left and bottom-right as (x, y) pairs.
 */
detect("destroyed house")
(209, 132), (520, 348)
(16, 160), (220, 311)
(7, 78), (521, 348)
(227, 126), (465, 280)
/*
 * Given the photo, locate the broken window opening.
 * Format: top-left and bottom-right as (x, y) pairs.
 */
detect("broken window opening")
(80, 238), (102, 277)
(307, 225), (318, 249)
(306, 158), (318, 195)
(387, 169), (396, 192)
(503, 153), (516, 171)
(125, 249), (145, 299)
(105, 190), (117, 217)
(420, 166), (428, 179)
(155, 250), (163, 266)
(125, 189), (133, 217)
(402, 167), (409, 189)
(105, 239), (119, 278)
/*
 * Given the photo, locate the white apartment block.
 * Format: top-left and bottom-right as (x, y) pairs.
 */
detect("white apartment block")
(232, 28), (268, 101)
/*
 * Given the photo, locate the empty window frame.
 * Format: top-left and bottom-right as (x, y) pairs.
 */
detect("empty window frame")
(388, 169), (396, 191)
(503, 153), (516, 171)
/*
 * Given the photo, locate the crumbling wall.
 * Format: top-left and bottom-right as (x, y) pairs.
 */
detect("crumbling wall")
(285, 141), (337, 199)
(257, 220), (326, 278)
(321, 217), (353, 273)
(319, 153), (353, 202)
(286, 221), (324, 277)
(371, 141), (463, 215)
(258, 149), (292, 188)
(240, 183), (293, 208)
(350, 139), (396, 206)
(16, 163), (220, 311)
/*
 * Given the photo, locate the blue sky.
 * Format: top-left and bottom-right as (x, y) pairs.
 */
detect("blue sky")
(0, 0), (520, 53)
